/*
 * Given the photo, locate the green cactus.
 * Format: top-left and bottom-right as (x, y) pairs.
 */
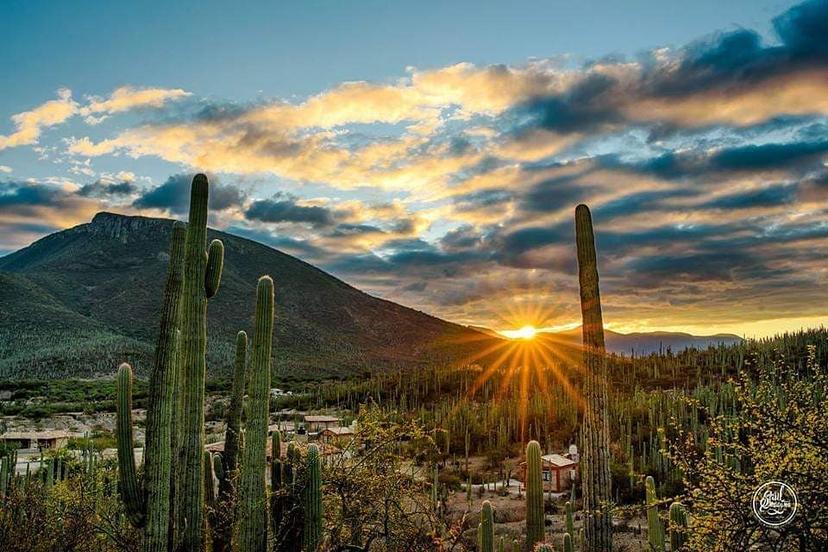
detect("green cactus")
(177, 174), (225, 551)
(645, 476), (665, 551)
(304, 443), (323, 551)
(563, 532), (574, 552)
(480, 500), (494, 552)
(525, 440), (544, 549)
(237, 276), (275, 552)
(575, 204), (613, 551)
(497, 536), (505, 552)
(669, 501), (687, 550)
(114, 219), (185, 550)
(565, 500), (575, 538)
(213, 330), (248, 552)
(204, 451), (217, 510)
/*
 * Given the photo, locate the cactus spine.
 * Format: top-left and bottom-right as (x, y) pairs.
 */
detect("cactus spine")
(304, 443), (323, 551)
(177, 174), (224, 551)
(669, 501), (687, 550)
(575, 204), (612, 551)
(480, 500), (494, 552)
(525, 440), (544, 549)
(645, 476), (665, 551)
(237, 276), (275, 552)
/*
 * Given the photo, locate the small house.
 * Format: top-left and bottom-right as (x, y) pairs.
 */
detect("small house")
(303, 415), (341, 433)
(519, 446), (579, 493)
(0, 430), (74, 450)
(319, 425), (355, 445)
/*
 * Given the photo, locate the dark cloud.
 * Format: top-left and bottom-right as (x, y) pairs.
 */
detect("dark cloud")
(518, 73), (622, 134)
(133, 173), (245, 214)
(77, 179), (137, 198)
(710, 139), (828, 171)
(0, 181), (64, 208)
(700, 184), (796, 210)
(245, 191), (333, 226)
(453, 188), (513, 211)
(521, 174), (590, 212)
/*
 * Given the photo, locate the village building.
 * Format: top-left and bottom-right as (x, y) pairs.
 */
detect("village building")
(319, 425), (355, 446)
(303, 415), (341, 433)
(519, 445), (579, 493)
(0, 430), (75, 450)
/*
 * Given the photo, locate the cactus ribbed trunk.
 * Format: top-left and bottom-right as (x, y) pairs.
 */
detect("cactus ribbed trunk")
(116, 363), (146, 528)
(525, 440), (544, 549)
(575, 204), (613, 551)
(237, 276), (274, 552)
(669, 501), (687, 550)
(177, 174), (223, 552)
(646, 476), (664, 551)
(304, 443), (323, 551)
(144, 222), (185, 552)
(213, 331), (248, 552)
(480, 500), (494, 552)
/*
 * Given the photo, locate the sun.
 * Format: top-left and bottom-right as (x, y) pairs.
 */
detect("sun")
(501, 325), (538, 340)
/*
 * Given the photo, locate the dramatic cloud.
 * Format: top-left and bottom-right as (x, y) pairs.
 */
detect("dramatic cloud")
(3, 0), (828, 335)
(80, 86), (191, 124)
(245, 193), (335, 226)
(133, 173), (245, 214)
(0, 89), (77, 150)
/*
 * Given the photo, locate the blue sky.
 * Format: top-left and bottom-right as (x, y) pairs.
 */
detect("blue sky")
(1, 0), (826, 336)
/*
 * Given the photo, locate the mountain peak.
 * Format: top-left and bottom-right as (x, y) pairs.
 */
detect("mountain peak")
(87, 211), (171, 243)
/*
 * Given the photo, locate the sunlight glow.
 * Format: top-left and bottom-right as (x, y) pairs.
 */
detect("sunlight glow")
(501, 325), (537, 340)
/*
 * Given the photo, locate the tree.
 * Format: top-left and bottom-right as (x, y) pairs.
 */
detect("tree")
(669, 346), (828, 550)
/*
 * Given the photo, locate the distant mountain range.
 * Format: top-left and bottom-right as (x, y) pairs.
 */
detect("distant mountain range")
(547, 327), (742, 356)
(0, 212), (498, 380)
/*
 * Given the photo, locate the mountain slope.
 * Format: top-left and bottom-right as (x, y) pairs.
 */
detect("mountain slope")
(0, 212), (499, 380)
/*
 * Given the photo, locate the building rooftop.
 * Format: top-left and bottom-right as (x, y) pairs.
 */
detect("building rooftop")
(321, 426), (354, 435)
(303, 415), (341, 423)
(542, 453), (577, 467)
(0, 430), (76, 440)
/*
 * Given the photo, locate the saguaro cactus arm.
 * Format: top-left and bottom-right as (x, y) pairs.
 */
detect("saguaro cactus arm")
(205, 239), (224, 298)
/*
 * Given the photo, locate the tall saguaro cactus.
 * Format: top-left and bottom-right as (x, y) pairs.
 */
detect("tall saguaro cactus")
(669, 501), (687, 550)
(237, 276), (275, 552)
(178, 174), (225, 551)
(525, 440), (544, 549)
(575, 204), (613, 551)
(115, 220), (185, 552)
(304, 443), (323, 551)
(645, 476), (665, 551)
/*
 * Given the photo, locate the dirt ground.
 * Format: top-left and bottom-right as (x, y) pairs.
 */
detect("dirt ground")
(444, 485), (652, 551)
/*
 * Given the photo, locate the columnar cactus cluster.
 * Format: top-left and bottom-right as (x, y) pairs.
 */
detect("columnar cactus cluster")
(113, 175), (293, 552)
(575, 204), (613, 551)
(525, 440), (544, 549)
